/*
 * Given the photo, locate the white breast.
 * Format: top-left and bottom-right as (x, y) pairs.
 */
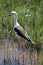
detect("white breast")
(14, 21), (20, 28)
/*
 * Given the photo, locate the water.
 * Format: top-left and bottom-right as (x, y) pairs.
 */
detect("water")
(0, 39), (43, 65)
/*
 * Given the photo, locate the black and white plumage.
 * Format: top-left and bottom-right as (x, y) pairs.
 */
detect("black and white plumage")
(11, 11), (36, 44)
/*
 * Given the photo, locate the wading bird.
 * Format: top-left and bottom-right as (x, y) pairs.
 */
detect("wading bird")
(11, 11), (36, 44)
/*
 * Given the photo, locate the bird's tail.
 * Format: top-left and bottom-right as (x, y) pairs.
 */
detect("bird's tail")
(26, 36), (36, 45)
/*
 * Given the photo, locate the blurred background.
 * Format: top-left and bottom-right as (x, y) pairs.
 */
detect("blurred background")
(0, 0), (43, 65)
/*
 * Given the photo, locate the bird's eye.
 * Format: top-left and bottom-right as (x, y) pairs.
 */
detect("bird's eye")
(12, 13), (14, 15)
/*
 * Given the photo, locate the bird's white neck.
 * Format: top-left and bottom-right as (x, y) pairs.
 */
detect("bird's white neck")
(13, 16), (19, 27)
(12, 12), (20, 27)
(14, 21), (20, 27)
(13, 14), (17, 26)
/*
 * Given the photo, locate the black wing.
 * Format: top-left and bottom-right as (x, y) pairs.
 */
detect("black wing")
(14, 26), (36, 44)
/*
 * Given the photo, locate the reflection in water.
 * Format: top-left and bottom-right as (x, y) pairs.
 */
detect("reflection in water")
(22, 40), (24, 65)
(0, 39), (43, 65)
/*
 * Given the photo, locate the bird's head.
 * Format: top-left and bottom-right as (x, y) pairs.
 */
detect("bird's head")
(11, 11), (17, 16)
(4, 11), (17, 17)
